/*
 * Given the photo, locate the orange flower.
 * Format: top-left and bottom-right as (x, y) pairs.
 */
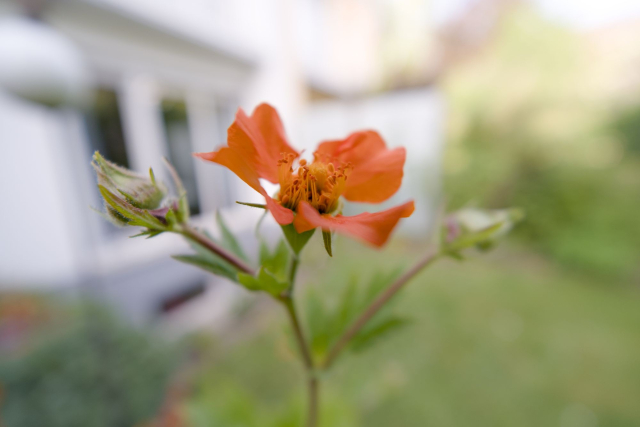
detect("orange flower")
(194, 103), (414, 247)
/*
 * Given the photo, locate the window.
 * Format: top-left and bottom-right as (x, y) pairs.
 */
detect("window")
(86, 88), (129, 168)
(161, 98), (201, 216)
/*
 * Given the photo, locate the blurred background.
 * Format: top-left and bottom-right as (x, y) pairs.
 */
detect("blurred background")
(1, 0), (639, 426)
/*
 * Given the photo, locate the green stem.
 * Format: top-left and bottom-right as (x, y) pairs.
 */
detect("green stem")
(178, 225), (255, 275)
(281, 252), (318, 427)
(281, 296), (314, 371)
(286, 256), (300, 296)
(307, 376), (319, 427)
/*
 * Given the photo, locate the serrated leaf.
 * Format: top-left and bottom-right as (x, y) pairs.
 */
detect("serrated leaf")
(237, 267), (288, 297)
(304, 268), (404, 360)
(259, 239), (289, 282)
(216, 211), (248, 261)
(322, 230), (332, 257)
(350, 316), (410, 352)
(181, 233), (243, 282)
(172, 254), (238, 282)
(305, 287), (331, 355)
(281, 223), (315, 255)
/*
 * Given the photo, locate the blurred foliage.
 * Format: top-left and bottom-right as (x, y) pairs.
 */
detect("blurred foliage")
(184, 240), (640, 426)
(0, 300), (178, 427)
(442, 6), (640, 278)
(304, 268), (408, 361)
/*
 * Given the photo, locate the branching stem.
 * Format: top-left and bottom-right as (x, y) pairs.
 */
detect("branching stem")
(179, 225), (255, 275)
(322, 247), (441, 369)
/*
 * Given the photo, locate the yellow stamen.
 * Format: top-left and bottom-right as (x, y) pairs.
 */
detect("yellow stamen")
(276, 153), (350, 214)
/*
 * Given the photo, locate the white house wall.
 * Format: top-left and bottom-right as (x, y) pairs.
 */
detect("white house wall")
(0, 93), (82, 287)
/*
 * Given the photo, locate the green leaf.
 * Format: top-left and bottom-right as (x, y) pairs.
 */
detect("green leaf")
(172, 254), (238, 282)
(304, 268), (405, 361)
(322, 230), (333, 257)
(237, 267), (288, 297)
(281, 223), (315, 255)
(259, 239), (289, 282)
(350, 316), (411, 352)
(236, 201), (267, 209)
(216, 211), (248, 261)
(180, 233), (243, 282)
(305, 287), (332, 355)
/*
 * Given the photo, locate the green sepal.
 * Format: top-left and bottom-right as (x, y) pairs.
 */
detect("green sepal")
(442, 207), (524, 256)
(236, 201), (267, 209)
(445, 222), (504, 254)
(164, 208), (178, 228)
(92, 152), (166, 210)
(281, 223), (316, 256)
(322, 230), (333, 257)
(163, 157), (189, 223)
(238, 267), (289, 297)
(98, 185), (166, 230)
(130, 229), (164, 239)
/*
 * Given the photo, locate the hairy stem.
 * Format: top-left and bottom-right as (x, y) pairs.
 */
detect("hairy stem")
(281, 253), (318, 427)
(179, 225), (255, 275)
(307, 376), (319, 427)
(281, 295), (319, 426)
(286, 256), (300, 296)
(281, 296), (314, 371)
(322, 247), (440, 369)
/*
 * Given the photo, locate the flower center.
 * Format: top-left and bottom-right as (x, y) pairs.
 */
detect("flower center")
(276, 153), (350, 214)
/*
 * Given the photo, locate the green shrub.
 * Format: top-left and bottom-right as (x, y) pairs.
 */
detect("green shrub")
(0, 303), (178, 427)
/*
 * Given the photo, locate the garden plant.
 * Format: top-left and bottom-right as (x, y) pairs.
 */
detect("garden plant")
(92, 103), (520, 427)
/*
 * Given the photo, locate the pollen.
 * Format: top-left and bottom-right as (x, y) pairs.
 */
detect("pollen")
(276, 153), (351, 214)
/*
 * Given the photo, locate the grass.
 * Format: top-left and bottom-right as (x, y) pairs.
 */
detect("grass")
(186, 238), (640, 427)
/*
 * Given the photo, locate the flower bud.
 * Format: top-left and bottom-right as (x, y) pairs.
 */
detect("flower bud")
(442, 208), (524, 254)
(92, 152), (166, 210)
(91, 152), (176, 235)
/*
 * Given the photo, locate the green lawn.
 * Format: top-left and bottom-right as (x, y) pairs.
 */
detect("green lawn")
(186, 239), (640, 427)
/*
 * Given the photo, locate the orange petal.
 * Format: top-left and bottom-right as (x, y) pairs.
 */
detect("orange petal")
(316, 131), (405, 203)
(264, 194), (294, 225)
(195, 104), (298, 185)
(293, 200), (415, 247)
(194, 145), (263, 194)
(193, 149), (293, 224)
(343, 147), (405, 203)
(235, 104), (299, 183)
(193, 135), (294, 225)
